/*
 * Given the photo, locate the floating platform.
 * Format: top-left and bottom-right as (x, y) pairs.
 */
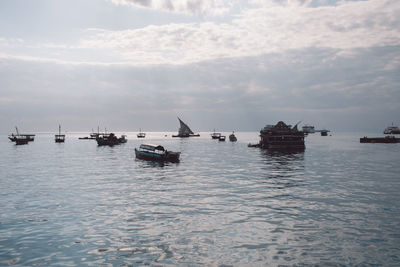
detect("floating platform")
(360, 136), (400, 143)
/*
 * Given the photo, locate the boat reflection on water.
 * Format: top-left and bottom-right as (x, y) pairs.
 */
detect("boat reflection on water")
(259, 149), (305, 187)
(135, 158), (178, 169)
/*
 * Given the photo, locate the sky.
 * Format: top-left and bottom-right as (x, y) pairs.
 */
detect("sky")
(0, 0), (399, 133)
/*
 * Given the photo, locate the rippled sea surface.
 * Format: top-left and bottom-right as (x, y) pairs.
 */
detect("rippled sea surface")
(1, 132), (400, 266)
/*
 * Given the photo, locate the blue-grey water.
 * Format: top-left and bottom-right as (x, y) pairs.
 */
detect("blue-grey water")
(1, 132), (399, 266)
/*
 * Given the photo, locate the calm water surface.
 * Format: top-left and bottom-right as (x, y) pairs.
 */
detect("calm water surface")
(1, 132), (399, 266)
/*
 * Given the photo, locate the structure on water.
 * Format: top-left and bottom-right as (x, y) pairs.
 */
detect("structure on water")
(172, 117), (200, 137)
(259, 121), (305, 150)
(55, 125), (65, 143)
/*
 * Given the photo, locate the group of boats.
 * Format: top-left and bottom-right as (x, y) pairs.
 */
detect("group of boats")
(210, 130), (237, 142)
(361, 123), (400, 143)
(8, 117), (400, 160)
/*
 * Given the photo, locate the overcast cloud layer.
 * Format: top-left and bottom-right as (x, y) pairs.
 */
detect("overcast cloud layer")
(0, 0), (399, 132)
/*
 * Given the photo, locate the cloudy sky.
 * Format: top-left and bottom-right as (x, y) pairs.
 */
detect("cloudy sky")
(1, 0), (399, 133)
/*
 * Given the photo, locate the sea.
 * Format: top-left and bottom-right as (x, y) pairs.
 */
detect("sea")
(1, 132), (399, 266)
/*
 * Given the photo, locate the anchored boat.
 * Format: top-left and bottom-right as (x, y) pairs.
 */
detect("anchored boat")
(211, 129), (221, 139)
(172, 117), (200, 137)
(229, 132), (237, 142)
(96, 133), (127, 146)
(55, 125), (65, 143)
(383, 123), (400, 134)
(8, 127), (35, 143)
(135, 144), (180, 162)
(137, 129), (146, 138)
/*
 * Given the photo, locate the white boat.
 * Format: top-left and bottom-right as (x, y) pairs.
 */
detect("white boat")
(302, 125), (315, 134)
(384, 123), (400, 134)
(137, 129), (146, 138)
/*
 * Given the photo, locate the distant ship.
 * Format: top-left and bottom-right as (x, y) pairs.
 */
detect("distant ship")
(259, 121), (305, 150)
(210, 129), (221, 139)
(302, 125), (315, 134)
(172, 117), (200, 137)
(229, 132), (237, 142)
(8, 127), (35, 144)
(383, 123), (400, 134)
(137, 129), (146, 138)
(55, 124), (65, 143)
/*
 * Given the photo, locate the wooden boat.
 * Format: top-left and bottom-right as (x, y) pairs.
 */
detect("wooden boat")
(15, 136), (29, 145)
(55, 125), (65, 143)
(137, 129), (146, 138)
(172, 117), (200, 137)
(96, 133), (127, 146)
(259, 121), (305, 150)
(135, 144), (180, 162)
(8, 127), (35, 143)
(360, 136), (400, 143)
(229, 132), (237, 142)
(219, 135), (226, 141)
(211, 129), (221, 139)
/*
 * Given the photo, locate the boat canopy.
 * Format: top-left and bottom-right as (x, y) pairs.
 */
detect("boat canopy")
(139, 144), (165, 151)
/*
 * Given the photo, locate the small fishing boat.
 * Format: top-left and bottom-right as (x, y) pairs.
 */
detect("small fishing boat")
(8, 127), (35, 143)
(229, 132), (237, 142)
(96, 133), (127, 146)
(211, 129), (221, 139)
(219, 135), (226, 141)
(135, 144), (180, 162)
(137, 129), (146, 138)
(55, 125), (65, 143)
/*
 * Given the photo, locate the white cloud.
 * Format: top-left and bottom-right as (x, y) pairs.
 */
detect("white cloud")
(108, 0), (234, 16)
(1, 0), (398, 66)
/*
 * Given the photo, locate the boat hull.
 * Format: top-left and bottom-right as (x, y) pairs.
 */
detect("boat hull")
(172, 134), (200, 138)
(135, 149), (180, 162)
(360, 136), (400, 143)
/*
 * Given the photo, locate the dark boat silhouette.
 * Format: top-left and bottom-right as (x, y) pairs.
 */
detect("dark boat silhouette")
(55, 125), (65, 143)
(172, 117), (200, 137)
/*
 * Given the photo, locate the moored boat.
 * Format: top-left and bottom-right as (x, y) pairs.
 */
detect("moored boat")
(383, 123), (400, 134)
(172, 117), (200, 137)
(302, 125), (315, 134)
(55, 125), (65, 143)
(96, 133), (127, 146)
(135, 144), (180, 162)
(219, 135), (226, 141)
(229, 132), (237, 142)
(259, 121), (305, 150)
(8, 127), (35, 143)
(137, 129), (146, 138)
(211, 129), (221, 139)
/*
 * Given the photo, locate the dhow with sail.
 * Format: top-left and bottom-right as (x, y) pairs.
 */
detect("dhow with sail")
(172, 117), (200, 137)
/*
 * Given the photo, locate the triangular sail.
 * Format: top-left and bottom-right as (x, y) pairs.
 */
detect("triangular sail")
(178, 117), (194, 135)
